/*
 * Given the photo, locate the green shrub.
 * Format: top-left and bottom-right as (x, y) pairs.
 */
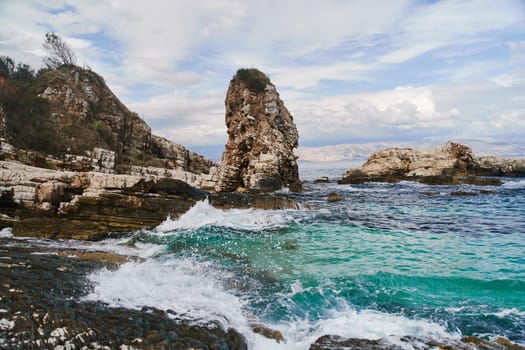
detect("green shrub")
(3, 91), (60, 154)
(235, 68), (270, 93)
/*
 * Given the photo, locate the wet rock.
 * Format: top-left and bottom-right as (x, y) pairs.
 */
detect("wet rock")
(339, 141), (523, 185)
(244, 311), (284, 343)
(281, 240), (299, 250)
(210, 192), (301, 210)
(251, 324), (284, 343)
(0, 241), (248, 350)
(327, 192), (342, 202)
(217, 68), (300, 193)
(55, 250), (143, 266)
(422, 191), (440, 196)
(309, 335), (525, 350)
(450, 191), (478, 196)
(417, 175), (502, 186)
(314, 176), (330, 183)
(480, 189), (497, 194)
(309, 335), (395, 350)
(461, 336), (525, 350)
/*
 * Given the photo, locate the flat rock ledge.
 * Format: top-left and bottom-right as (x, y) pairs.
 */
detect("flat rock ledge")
(0, 160), (300, 240)
(339, 141), (525, 185)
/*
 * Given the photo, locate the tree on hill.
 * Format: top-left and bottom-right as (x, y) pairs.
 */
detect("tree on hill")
(0, 56), (15, 78)
(43, 32), (77, 68)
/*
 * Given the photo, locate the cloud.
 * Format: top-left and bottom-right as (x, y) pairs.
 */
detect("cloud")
(378, 0), (525, 64)
(288, 74), (525, 146)
(0, 0), (524, 152)
(288, 86), (458, 145)
(128, 92), (226, 147)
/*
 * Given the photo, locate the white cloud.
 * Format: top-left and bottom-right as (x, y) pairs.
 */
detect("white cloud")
(0, 0), (524, 152)
(492, 71), (525, 88)
(128, 92), (226, 146)
(379, 0), (524, 63)
(288, 86), (458, 144)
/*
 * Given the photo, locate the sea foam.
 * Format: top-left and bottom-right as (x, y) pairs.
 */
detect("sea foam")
(84, 256), (459, 350)
(84, 258), (248, 327)
(155, 199), (293, 232)
(502, 179), (525, 189)
(0, 227), (13, 238)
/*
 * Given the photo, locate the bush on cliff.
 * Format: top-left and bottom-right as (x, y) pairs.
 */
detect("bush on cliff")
(0, 56), (63, 154)
(235, 68), (270, 93)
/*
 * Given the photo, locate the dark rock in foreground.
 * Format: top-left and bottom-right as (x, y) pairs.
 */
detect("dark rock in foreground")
(309, 334), (524, 350)
(339, 141), (525, 185)
(0, 241), (247, 350)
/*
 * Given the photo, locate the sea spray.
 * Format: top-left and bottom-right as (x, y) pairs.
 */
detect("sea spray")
(83, 257), (460, 350)
(155, 199), (294, 232)
(0, 227), (12, 238)
(84, 258), (246, 326)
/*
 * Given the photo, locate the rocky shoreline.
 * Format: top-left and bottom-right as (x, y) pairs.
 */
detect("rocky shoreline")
(0, 67), (303, 240)
(2, 234), (523, 350)
(0, 160), (299, 240)
(0, 236), (248, 349)
(2, 61), (525, 349)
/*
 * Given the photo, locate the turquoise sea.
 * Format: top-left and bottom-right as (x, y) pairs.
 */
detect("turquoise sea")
(3, 162), (524, 349)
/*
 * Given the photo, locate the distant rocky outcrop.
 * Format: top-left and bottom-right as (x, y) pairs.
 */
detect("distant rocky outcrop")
(217, 69), (300, 192)
(339, 141), (525, 185)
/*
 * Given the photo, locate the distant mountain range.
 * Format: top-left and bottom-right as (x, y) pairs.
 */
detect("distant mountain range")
(296, 139), (525, 162)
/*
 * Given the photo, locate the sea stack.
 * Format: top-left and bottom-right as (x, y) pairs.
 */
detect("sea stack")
(217, 68), (300, 192)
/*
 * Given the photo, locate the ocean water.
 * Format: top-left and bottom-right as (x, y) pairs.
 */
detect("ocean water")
(5, 165), (525, 349)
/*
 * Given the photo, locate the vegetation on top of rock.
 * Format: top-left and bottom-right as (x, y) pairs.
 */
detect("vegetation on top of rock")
(0, 56), (61, 153)
(0, 56), (35, 83)
(43, 32), (77, 68)
(235, 68), (270, 93)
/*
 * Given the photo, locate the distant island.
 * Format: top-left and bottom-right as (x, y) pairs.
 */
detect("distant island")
(296, 140), (525, 162)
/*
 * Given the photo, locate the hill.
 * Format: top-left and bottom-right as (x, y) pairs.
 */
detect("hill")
(0, 63), (215, 175)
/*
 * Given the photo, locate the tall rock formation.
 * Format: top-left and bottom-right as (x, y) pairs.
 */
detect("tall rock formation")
(217, 69), (300, 192)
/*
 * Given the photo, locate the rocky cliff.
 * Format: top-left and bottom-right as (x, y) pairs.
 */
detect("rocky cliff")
(0, 65), (304, 239)
(217, 69), (300, 192)
(0, 65), (218, 187)
(0, 160), (299, 239)
(339, 141), (525, 185)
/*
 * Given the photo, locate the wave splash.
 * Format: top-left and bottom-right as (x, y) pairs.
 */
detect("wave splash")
(502, 179), (525, 189)
(155, 199), (294, 232)
(84, 258), (248, 328)
(84, 257), (459, 350)
(0, 227), (12, 238)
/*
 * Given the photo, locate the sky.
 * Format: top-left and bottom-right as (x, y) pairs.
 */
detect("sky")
(1, 0), (524, 159)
